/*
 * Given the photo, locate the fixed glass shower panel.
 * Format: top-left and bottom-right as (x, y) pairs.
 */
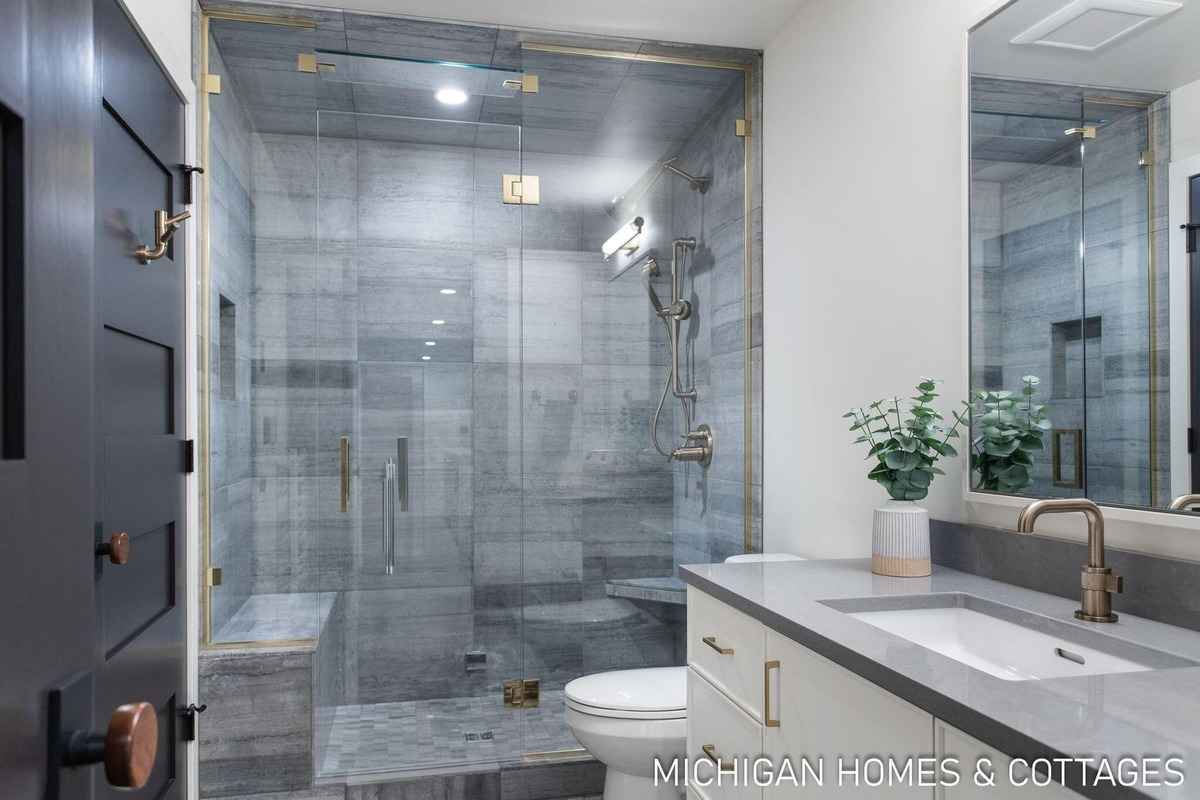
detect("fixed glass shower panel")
(311, 55), (529, 777)
(204, 16), (325, 646)
(516, 47), (749, 739)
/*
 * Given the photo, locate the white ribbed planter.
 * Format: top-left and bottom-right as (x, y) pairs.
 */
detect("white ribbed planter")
(871, 500), (931, 577)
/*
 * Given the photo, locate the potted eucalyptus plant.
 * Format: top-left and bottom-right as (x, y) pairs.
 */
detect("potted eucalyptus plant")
(844, 378), (969, 577)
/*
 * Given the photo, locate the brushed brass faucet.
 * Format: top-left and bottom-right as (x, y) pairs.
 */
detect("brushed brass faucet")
(1016, 498), (1123, 623)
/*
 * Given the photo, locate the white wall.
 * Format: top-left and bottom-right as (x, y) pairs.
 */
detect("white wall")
(119, 0), (194, 97)
(1173, 77), (1200, 163)
(762, 0), (996, 558)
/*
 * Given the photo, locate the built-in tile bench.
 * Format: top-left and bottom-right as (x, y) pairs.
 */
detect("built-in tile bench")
(604, 575), (686, 605)
(198, 592), (339, 799)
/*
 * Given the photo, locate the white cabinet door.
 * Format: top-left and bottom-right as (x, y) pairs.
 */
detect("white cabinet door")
(934, 722), (1083, 799)
(689, 667), (764, 800)
(762, 630), (935, 798)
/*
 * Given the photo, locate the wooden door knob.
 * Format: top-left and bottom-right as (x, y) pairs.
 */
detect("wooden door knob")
(63, 701), (158, 789)
(96, 532), (130, 565)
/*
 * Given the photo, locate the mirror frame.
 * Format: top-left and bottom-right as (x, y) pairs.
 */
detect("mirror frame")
(960, 0), (1200, 540)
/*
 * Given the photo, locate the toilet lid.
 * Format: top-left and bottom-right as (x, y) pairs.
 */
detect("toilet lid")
(565, 666), (687, 714)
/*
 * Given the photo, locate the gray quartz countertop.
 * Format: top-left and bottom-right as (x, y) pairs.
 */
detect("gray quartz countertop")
(679, 559), (1200, 800)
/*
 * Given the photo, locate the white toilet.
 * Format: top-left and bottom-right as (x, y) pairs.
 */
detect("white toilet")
(566, 554), (806, 800)
(565, 667), (687, 799)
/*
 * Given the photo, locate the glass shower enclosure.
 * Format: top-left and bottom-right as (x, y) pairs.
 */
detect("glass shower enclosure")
(200, 8), (754, 781)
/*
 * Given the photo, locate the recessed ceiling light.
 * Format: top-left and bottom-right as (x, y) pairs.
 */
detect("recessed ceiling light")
(435, 87), (468, 106)
(421, 355), (432, 361)
(431, 319), (446, 325)
(440, 288), (457, 295)
(425, 341), (436, 346)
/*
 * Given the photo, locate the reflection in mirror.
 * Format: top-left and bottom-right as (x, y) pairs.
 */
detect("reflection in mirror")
(967, 0), (1200, 513)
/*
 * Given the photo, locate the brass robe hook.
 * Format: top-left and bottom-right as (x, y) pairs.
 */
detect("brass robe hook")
(134, 208), (191, 263)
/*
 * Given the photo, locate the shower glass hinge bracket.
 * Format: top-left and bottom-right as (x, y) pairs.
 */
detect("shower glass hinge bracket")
(1139, 150), (1153, 167)
(1064, 126), (1097, 139)
(297, 53), (336, 73)
(502, 74), (539, 93)
(502, 174), (540, 205)
(735, 118), (750, 137)
(207, 567), (223, 587)
(203, 74), (222, 94)
(503, 678), (540, 708)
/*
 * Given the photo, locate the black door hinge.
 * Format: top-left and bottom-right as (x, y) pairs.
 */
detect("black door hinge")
(181, 164), (204, 205)
(1189, 428), (1196, 454)
(181, 703), (207, 742)
(184, 439), (195, 473)
(1183, 223), (1200, 255)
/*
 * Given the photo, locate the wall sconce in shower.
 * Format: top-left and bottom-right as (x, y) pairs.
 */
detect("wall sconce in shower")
(601, 216), (644, 261)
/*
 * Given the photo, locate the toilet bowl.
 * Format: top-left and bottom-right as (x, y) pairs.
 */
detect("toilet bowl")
(565, 666), (687, 800)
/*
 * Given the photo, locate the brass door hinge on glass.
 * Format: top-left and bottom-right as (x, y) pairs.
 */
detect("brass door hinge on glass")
(503, 678), (540, 708)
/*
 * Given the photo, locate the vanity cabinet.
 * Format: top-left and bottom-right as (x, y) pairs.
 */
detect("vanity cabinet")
(762, 630), (934, 798)
(934, 723), (1080, 800)
(686, 587), (1084, 799)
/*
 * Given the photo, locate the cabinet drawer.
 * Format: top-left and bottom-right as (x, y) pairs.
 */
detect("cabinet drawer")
(688, 667), (763, 800)
(687, 587), (764, 719)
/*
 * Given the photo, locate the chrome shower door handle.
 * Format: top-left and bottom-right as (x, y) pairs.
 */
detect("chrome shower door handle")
(397, 437), (409, 513)
(382, 458), (396, 575)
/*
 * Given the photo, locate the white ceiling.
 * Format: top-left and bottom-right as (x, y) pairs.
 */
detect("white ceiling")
(971, 0), (1200, 92)
(266, 0), (800, 49)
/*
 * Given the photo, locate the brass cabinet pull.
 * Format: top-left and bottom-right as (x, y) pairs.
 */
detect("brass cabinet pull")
(339, 436), (350, 512)
(702, 636), (734, 655)
(701, 744), (734, 770)
(764, 659), (780, 728)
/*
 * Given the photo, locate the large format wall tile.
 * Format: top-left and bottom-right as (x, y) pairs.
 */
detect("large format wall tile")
(199, 647), (314, 797)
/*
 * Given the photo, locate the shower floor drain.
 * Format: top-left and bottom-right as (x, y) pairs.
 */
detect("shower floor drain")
(464, 731), (495, 742)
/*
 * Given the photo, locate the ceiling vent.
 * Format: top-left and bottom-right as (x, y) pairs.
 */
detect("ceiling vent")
(1010, 0), (1182, 52)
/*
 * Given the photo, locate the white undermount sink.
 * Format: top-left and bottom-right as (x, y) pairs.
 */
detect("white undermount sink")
(821, 594), (1195, 681)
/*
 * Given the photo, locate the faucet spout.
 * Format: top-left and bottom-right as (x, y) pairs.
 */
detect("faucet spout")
(1015, 498), (1122, 623)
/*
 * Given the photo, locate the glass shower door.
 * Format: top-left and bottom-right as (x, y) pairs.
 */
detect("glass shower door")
(311, 55), (528, 778)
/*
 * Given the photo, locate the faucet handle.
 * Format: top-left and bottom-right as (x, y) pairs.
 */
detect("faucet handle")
(1081, 567), (1123, 594)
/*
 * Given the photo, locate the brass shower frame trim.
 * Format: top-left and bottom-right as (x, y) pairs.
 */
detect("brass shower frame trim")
(197, 16), (760, 647)
(203, 8), (319, 28)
